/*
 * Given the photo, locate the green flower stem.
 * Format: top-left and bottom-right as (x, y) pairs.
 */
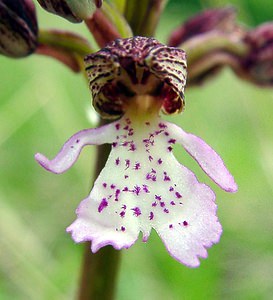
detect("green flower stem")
(101, 2), (133, 38)
(111, 0), (126, 14)
(139, 0), (168, 37)
(182, 32), (249, 65)
(124, 0), (168, 36)
(85, 2), (132, 48)
(187, 52), (241, 84)
(77, 119), (121, 300)
(37, 30), (94, 72)
(38, 29), (94, 56)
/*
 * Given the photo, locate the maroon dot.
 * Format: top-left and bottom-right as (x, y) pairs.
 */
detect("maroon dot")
(98, 198), (108, 213)
(175, 192), (182, 199)
(183, 221), (188, 226)
(160, 201), (165, 207)
(168, 138), (176, 144)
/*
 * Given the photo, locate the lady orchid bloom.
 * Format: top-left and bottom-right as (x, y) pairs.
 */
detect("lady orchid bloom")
(35, 37), (237, 267)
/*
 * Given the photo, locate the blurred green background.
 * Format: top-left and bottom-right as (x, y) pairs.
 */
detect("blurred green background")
(1, 1), (273, 299)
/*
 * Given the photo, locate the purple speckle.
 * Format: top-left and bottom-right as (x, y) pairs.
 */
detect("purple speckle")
(142, 185), (150, 193)
(125, 159), (130, 169)
(155, 130), (163, 136)
(76, 139), (80, 143)
(129, 143), (136, 151)
(115, 123), (120, 130)
(164, 132), (169, 136)
(124, 175), (129, 179)
(115, 157), (120, 165)
(183, 221), (188, 226)
(121, 226), (126, 231)
(157, 158), (163, 164)
(123, 186), (129, 192)
(169, 186), (174, 192)
(149, 212), (154, 220)
(112, 142), (118, 147)
(122, 141), (129, 147)
(158, 122), (167, 129)
(123, 125), (129, 130)
(102, 183), (107, 188)
(120, 211), (125, 218)
(170, 201), (176, 206)
(110, 184), (116, 189)
(163, 172), (171, 181)
(167, 146), (173, 152)
(128, 129), (134, 136)
(148, 155), (153, 162)
(155, 195), (161, 200)
(98, 198), (108, 213)
(152, 201), (157, 207)
(134, 162), (141, 170)
(115, 189), (120, 201)
(143, 138), (150, 144)
(168, 138), (176, 144)
(175, 192), (182, 198)
(169, 224), (173, 229)
(164, 208), (169, 213)
(160, 201), (165, 207)
(146, 170), (157, 182)
(132, 207), (141, 217)
(133, 185), (141, 196)
(122, 204), (127, 210)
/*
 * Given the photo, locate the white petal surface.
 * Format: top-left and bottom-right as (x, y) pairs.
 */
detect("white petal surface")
(67, 114), (223, 266)
(168, 123), (238, 192)
(155, 168), (222, 267)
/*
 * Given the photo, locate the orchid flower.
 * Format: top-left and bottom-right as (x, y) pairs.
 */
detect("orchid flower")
(35, 37), (237, 267)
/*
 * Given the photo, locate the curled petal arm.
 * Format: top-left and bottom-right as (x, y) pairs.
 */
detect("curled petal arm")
(168, 122), (237, 192)
(35, 121), (118, 174)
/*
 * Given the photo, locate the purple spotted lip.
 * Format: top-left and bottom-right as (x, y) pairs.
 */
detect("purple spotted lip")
(36, 37), (237, 267)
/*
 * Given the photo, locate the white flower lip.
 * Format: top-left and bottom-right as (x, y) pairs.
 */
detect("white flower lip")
(36, 110), (236, 267)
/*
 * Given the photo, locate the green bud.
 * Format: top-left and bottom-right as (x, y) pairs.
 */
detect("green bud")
(37, 0), (102, 23)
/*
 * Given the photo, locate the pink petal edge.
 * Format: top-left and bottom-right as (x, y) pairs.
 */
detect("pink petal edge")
(168, 122), (238, 193)
(35, 122), (117, 174)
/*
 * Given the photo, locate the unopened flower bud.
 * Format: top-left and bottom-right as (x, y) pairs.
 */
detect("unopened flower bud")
(37, 0), (102, 23)
(0, 0), (38, 57)
(242, 23), (273, 85)
(168, 7), (237, 47)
